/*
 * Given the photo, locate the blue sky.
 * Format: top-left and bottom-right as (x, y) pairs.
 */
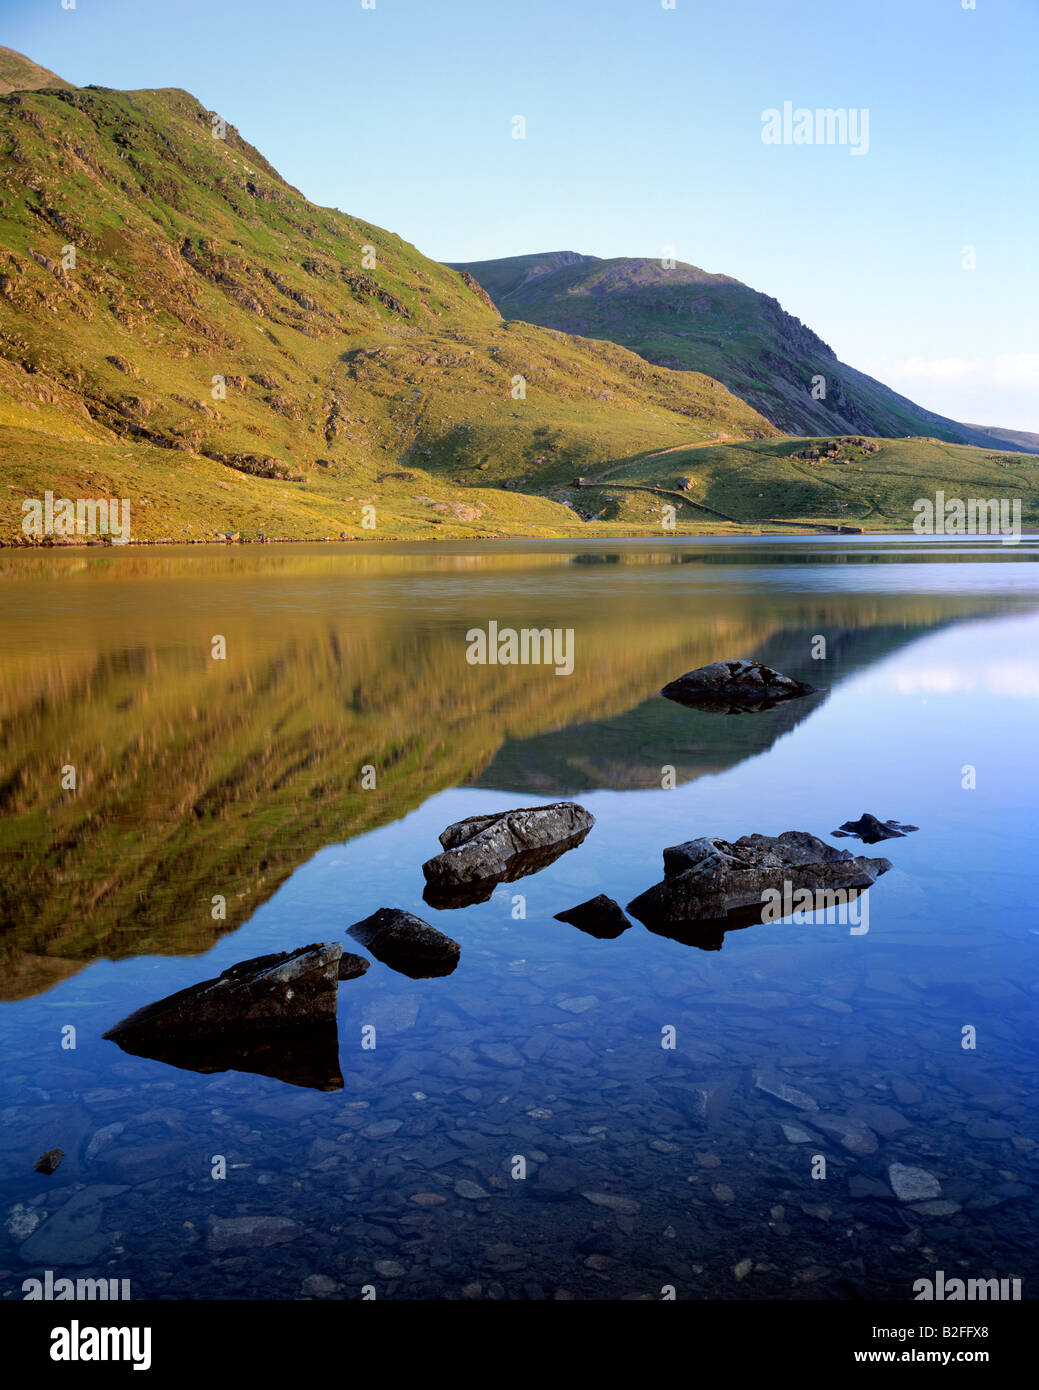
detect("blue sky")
(4, 0), (1037, 429)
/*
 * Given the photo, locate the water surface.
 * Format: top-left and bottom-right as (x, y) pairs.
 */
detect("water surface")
(1, 537), (1036, 1300)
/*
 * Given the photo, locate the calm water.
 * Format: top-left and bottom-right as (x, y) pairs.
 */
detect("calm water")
(1, 537), (1037, 1300)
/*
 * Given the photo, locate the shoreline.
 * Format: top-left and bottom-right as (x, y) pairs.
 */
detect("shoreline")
(0, 524), (878, 549)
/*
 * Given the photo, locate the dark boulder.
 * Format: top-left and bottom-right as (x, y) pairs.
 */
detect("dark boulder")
(660, 660), (820, 713)
(628, 831), (891, 926)
(833, 813), (919, 844)
(553, 895), (631, 939)
(338, 952), (370, 981)
(102, 943), (342, 1045)
(347, 908), (459, 979)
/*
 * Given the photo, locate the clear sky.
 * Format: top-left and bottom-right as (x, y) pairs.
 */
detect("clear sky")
(3, 0), (1036, 429)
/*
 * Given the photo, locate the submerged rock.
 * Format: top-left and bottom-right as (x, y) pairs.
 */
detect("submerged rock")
(888, 1163), (942, 1203)
(553, 894), (631, 939)
(628, 831), (891, 926)
(756, 1074), (820, 1112)
(207, 1215), (302, 1252)
(833, 812), (919, 843)
(18, 1187), (126, 1266)
(422, 802), (593, 905)
(660, 660), (820, 713)
(812, 1114), (879, 1156)
(348, 908), (459, 979)
(102, 943), (342, 1044)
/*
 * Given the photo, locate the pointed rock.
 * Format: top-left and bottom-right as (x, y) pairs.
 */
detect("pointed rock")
(833, 813), (919, 843)
(553, 894), (631, 939)
(103, 943), (342, 1044)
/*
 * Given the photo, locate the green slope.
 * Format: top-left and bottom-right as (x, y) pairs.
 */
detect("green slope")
(0, 47), (69, 96)
(0, 66), (776, 543)
(564, 434), (1039, 531)
(448, 252), (1033, 452)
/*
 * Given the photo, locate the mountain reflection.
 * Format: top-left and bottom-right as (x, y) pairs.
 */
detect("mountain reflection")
(0, 543), (1024, 998)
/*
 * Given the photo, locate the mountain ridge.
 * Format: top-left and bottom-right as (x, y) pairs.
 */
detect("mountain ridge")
(448, 251), (1032, 452)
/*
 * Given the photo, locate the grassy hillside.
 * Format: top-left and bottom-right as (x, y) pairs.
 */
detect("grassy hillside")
(0, 47), (68, 95)
(449, 252), (1032, 452)
(0, 73), (775, 544)
(561, 434), (1039, 531)
(0, 56), (1030, 543)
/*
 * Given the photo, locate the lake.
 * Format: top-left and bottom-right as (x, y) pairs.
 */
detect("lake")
(1, 536), (1036, 1301)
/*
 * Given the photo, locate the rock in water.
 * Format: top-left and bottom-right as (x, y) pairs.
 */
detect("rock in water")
(338, 952), (370, 981)
(102, 943), (342, 1044)
(422, 802), (594, 904)
(660, 660), (819, 713)
(833, 812), (919, 843)
(888, 1163), (942, 1203)
(34, 1148), (64, 1175)
(628, 830), (891, 926)
(347, 908), (459, 979)
(553, 895), (631, 939)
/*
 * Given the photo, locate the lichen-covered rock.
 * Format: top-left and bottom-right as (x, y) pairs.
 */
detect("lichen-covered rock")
(660, 660), (819, 713)
(423, 802), (594, 894)
(628, 831), (891, 925)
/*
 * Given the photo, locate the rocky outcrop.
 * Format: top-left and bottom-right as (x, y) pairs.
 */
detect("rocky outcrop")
(660, 660), (819, 713)
(833, 813), (918, 843)
(628, 831), (891, 926)
(422, 802), (594, 906)
(102, 943), (343, 1044)
(553, 894), (631, 939)
(347, 908), (459, 979)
